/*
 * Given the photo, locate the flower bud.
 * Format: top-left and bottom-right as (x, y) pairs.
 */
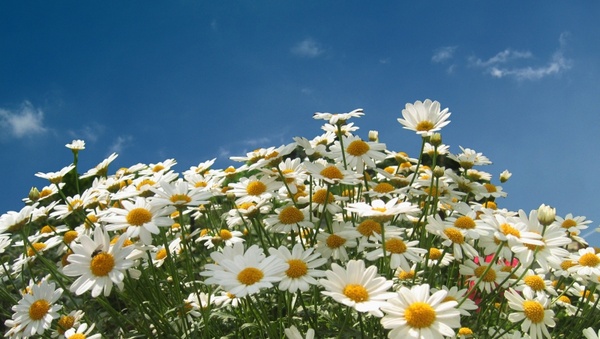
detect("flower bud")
(537, 204), (556, 226)
(433, 166), (445, 178)
(368, 130), (379, 142)
(499, 170), (512, 183)
(28, 187), (40, 202)
(429, 133), (443, 147)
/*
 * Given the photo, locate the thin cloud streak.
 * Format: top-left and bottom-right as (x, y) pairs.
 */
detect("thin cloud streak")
(432, 46), (457, 63)
(0, 101), (48, 139)
(291, 38), (324, 58)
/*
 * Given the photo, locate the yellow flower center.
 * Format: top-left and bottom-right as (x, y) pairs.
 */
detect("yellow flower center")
(343, 284), (369, 302)
(415, 120), (435, 132)
(561, 219), (577, 229)
(170, 194), (192, 204)
(326, 234), (346, 248)
(385, 238), (407, 254)
(57, 315), (75, 334)
(373, 182), (394, 194)
(312, 189), (335, 204)
(153, 164), (165, 172)
(558, 295), (571, 304)
(220, 229), (233, 240)
(69, 334), (86, 339)
(136, 179), (156, 190)
(579, 252), (600, 267)
(581, 290), (595, 302)
(458, 327), (474, 335)
(246, 181), (267, 196)
(357, 219), (382, 237)
(483, 201), (497, 210)
(27, 243), (47, 256)
(40, 188), (53, 198)
(90, 252), (115, 276)
(85, 214), (98, 228)
(346, 140), (370, 156)
(522, 300), (545, 323)
(40, 225), (55, 234)
(483, 183), (497, 193)
(429, 248), (442, 260)
(64, 230), (78, 244)
(444, 228), (465, 244)
(454, 216), (476, 229)
(398, 270), (415, 280)
(286, 259), (308, 278)
(500, 223), (520, 238)
(320, 166), (344, 180)
(68, 199), (84, 211)
(524, 275), (546, 291)
(560, 260), (575, 270)
(474, 265), (496, 282)
(237, 267), (264, 285)
(156, 248), (168, 260)
(29, 299), (50, 320)
(278, 206), (305, 224)
(405, 302), (436, 328)
(126, 208), (153, 226)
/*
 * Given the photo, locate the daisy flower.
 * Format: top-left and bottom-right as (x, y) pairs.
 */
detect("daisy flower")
(228, 175), (282, 205)
(433, 285), (478, 317)
(200, 243), (288, 298)
(196, 228), (244, 249)
(79, 152), (118, 179)
(329, 135), (386, 173)
(0, 205), (34, 234)
(511, 269), (557, 298)
(346, 198), (420, 223)
(53, 309), (85, 337)
(459, 257), (510, 294)
(380, 283), (461, 339)
(313, 108), (364, 125)
(101, 197), (175, 245)
(583, 327), (600, 339)
(63, 323), (101, 339)
(319, 259), (396, 317)
(63, 226), (138, 297)
(268, 243), (327, 292)
(150, 179), (212, 210)
(263, 204), (314, 233)
(284, 325), (315, 339)
(298, 186), (345, 216)
(138, 158), (177, 176)
(65, 139), (86, 151)
(364, 235), (426, 271)
(9, 279), (63, 337)
(315, 221), (360, 262)
(425, 214), (479, 260)
(553, 213), (591, 236)
(303, 159), (362, 185)
(568, 246), (600, 278)
(504, 288), (555, 339)
(35, 164), (75, 184)
(397, 99), (451, 137)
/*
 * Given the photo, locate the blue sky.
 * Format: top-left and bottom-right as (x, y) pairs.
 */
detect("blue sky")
(1, 2), (599, 245)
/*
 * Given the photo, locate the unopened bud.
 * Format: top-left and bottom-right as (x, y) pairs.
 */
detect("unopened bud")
(499, 170), (512, 183)
(433, 166), (445, 178)
(537, 204), (556, 226)
(28, 187), (40, 202)
(368, 130), (379, 142)
(429, 133), (443, 147)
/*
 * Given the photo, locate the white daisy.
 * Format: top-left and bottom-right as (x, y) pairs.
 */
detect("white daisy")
(319, 259), (396, 317)
(9, 279), (63, 337)
(228, 175), (282, 205)
(79, 152), (118, 179)
(303, 160), (362, 185)
(200, 243), (288, 297)
(397, 99), (451, 137)
(63, 226), (138, 297)
(459, 257), (510, 294)
(150, 179), (212, 209)
(315, 221), (360, 262)
(313, 108), (364, 125)
(346, 198), (420, 223)
(35, 164), (75, 184)
(101, 197), (174, 245)
(380, 283), (461, 339)
(553, 213), (591, 236)
(505, 288), (555, 339)
(284, 325), (315, 339)
(65, 139), (86, 151)
(263, 204), (314, 233)
(364, 235), (426, 272)
(568, 247), (600, 278)
(583, 327), (600, 339)
(268, 243), (327, 292)
(63, 323), (101, 339)
(329, 135), (387, 173)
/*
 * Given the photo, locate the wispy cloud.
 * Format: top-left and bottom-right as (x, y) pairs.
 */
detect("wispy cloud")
(0, 101), (48, 139)
(68, 123), (106, 143)
(109, 135), (133, 154)
(469, 33), (572, 81)
(432, 46), (458, 63)
(291, 38), (324, 58)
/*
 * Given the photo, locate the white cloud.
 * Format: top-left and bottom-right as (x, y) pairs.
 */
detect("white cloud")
(109, 135), (133, 154)
(469, 33), (572, 81)
(291, 38), (324, 58)
(0, 101), (48, 138)
(432, 46), (458, 63)
(69, 123), (106, 143)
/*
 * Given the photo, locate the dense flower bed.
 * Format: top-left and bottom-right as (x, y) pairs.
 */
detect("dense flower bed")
(1, 100), (599, 338)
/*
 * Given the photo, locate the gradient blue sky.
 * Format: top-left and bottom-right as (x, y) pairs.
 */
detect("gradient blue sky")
(1, 2), (599, 245)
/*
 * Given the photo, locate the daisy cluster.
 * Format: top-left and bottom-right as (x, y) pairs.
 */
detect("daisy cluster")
(1, 100), (599, 338)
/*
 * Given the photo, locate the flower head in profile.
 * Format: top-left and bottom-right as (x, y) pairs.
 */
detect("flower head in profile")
(63, 226), (138, 297)
(319, 259), (396, 317)
(9, 279), (63, 337)
(380, 283), (461, 339)
(397, 99), (451, 137)
(65, 139), (86, 151)
(313, 108), (364, 125)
